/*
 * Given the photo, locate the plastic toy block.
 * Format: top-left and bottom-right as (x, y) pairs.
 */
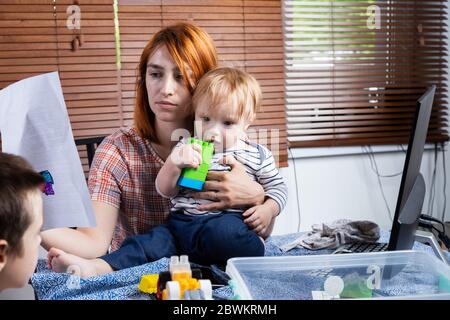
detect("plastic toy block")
(164, 278), (212, 300)
(138, 274), (159, 294)
(439, 274), (450, 293)
(177, 138), (214, 191)
(228, 280), (242, 300)
(169, 255), (192, 278)
(158, 255), (213, 300)
(340, 278), (373, 299)
(184, 289), (202, 300)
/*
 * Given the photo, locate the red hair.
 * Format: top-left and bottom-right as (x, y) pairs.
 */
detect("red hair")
(134, 22), (218, 142)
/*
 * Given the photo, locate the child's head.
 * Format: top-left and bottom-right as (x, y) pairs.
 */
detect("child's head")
(0, 153), (44, 292)
(192, 67), (261, 151)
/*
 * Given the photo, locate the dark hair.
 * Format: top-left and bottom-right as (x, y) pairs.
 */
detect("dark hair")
(0, 153), (45, 256)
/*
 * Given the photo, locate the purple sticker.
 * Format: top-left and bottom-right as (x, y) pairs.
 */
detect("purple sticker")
(39, 170), (55, 195)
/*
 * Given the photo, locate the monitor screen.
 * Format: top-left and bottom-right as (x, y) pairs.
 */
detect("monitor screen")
(387, 85), (436, 251)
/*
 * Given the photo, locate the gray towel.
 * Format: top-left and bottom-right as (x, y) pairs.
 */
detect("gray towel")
(280, 219), (380, 251)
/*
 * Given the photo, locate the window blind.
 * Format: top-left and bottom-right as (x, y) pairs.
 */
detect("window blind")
(283, 0), (449, 147)
(0, 0), (121, 175)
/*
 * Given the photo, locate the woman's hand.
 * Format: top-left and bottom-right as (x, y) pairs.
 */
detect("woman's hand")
(191, 155), (265, 211)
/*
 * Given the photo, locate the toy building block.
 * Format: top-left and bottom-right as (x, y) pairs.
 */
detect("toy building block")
(340, 277), (372, 299)
(439, 274), (450, 293)
(157, 255), (213, 300)
(198, 279), (213, 300)
(169, 255), (192, 278)
(228, 280), (241, 300)
(163, 278), (212, 300)
(177, 138), (214, 191)
(184, 289), (202, 300)
(138, 274), (159, 294)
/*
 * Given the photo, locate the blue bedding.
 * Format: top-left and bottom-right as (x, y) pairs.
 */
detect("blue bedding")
(31, 232), (450, 300)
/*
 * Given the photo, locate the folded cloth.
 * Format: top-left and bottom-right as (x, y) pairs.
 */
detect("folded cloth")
(280, 219), (380, 251)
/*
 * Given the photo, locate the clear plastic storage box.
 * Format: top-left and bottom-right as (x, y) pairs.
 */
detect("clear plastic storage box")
(226, 250), (450, 300)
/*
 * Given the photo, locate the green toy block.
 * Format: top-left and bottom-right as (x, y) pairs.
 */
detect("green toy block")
(439, 274), (450, 293)
(177, 138), (214, 191)
(340, 278), (373, 299)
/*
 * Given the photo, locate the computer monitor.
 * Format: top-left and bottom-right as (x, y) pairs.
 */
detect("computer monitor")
(387, 85), (436, 251)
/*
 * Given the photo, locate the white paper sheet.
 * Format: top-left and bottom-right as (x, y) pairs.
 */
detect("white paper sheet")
(0, 72), (96, 230)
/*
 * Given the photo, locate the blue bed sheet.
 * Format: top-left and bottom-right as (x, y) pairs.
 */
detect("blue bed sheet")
(31, 232), (449, 300)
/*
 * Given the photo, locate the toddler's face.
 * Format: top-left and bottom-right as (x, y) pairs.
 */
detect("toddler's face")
(194, 100), (249, 152)
(2, 191), (43, 290)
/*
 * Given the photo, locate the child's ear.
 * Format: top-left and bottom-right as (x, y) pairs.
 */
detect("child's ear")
(0, 240), (8, 272)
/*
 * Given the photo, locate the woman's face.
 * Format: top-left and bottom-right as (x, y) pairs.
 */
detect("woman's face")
(145, 45), (193, 124)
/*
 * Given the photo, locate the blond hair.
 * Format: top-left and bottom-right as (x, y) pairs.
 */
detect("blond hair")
(192, 67), (261, 123)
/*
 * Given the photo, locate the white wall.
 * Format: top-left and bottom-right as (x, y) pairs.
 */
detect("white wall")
(273, 147), (450, 235)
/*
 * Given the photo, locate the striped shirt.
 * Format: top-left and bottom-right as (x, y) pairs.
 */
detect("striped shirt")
(88, 127), (170, 252)
(167, 139), (288, 216)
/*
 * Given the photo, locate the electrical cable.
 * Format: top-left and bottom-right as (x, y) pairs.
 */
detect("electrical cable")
(364, 146), (403, 177)
(362, 145), (404, 222)
(428, 143), (438, 216)
(441, 143), (447, 222)
(418, 218), (450, 250)
(363, 146), (392, 220)
(420, 213), (450, 249)
(420, 214), (446, 232)
(419, 221), (443, 235)
(288, 147), (302, 232)
(399, 144), (407, 154)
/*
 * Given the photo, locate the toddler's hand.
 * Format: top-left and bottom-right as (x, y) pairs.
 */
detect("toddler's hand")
(243, 204), (276, 237)
(170, 143), (202, 169)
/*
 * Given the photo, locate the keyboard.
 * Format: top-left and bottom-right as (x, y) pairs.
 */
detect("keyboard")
(333, 242), (388, 254)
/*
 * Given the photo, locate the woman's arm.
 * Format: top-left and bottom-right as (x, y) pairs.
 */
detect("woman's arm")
(192, 155), (265, 211)
(40, 201), (118, 258)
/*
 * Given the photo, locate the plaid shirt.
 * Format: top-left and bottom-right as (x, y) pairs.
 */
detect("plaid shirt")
(88, 127), (170, 252)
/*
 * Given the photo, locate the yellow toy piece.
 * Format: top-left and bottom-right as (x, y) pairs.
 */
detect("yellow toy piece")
(138, 274), (159, 294)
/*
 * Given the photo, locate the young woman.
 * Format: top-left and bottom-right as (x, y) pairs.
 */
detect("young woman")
(41, 22), (268, 259)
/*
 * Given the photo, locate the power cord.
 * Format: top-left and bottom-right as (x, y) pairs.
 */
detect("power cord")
(427, 143), (438, 217)
(362, 145), (403, 222)
(419, 213), (450, 249)
(441, 142), (447, 222)
(288, 147), (302, 232)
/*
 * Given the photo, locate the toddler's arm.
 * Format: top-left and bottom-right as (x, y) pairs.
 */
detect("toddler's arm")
(243, 198), (279, 239)
(156, 143), (203, 198)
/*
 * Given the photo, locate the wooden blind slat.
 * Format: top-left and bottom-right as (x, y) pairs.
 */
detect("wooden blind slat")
(0, 1), (287, 169)
(284, 0), (449, 147)
(0, 1), (121, 177)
